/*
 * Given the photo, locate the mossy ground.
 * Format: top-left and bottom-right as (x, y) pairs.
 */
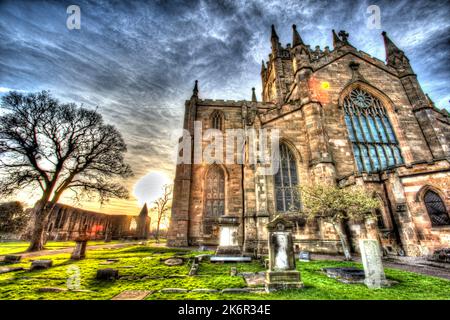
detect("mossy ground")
(0, 243), (448, 300)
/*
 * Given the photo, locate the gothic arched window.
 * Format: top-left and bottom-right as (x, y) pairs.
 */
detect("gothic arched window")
(344, 88), (404, 173)
(274, 143), (300, 212)
(375, 208), (386, 229)
(211, 111), (224, 131)
(424, 190), (450, 226)
(204, 166), (225, 234)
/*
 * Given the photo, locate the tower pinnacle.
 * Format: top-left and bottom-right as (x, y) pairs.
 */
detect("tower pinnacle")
(251, 87), (257, 102)
(292, 24), (304, 47)
(192, 80), (199, 98)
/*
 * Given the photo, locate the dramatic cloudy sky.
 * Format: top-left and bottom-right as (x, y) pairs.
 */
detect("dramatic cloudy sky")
(0, 0), (449, 216)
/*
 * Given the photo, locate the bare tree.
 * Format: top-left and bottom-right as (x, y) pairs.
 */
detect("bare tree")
(153, 184), (172, 243)
(0, 91), (133, 251)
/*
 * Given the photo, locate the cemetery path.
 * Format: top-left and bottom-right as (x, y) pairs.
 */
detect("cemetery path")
(2, 241), (164, 259)
(311, 254), (450, 280)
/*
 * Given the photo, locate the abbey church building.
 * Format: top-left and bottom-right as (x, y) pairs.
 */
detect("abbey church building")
(168, 25), (450, 257)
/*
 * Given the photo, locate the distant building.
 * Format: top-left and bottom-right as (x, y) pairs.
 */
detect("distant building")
(25, 203), (150, 241)
(168, 25), (450, 257)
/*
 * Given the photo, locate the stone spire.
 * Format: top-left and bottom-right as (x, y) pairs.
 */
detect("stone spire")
(251, 87), (257, 102)
(292, 24), (304, 47)
(271, 24), (280, 55)
(271, 24), (278, 40)
(332, 29), (343, 48)
(192, 79), (199, 98)
(139, 203), (148, 217)
(261, 59), (266, 74)
(381, 31), (409, 69)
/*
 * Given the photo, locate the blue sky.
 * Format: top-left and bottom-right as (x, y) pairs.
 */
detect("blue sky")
(0, 0), (449, 213)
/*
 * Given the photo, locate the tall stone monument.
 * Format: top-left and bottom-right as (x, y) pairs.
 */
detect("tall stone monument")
(359, 239), (389, 289)
(265, 216), (303, 292)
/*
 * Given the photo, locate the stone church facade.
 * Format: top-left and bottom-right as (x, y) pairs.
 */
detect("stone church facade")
(168, 25), (450, 257)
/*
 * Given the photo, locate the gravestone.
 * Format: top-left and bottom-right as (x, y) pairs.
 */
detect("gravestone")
(96, 268), (119, 281)
(265, 216), (303, 292)
(298, 251), (311, 262)
(230, 267), (238, 276)
(3, 255), (22, 264)
(215, 215), (242, 256)
(70, 238), (88, 260)
(30, 260), (53, 271)
(359, 239), (388, 289)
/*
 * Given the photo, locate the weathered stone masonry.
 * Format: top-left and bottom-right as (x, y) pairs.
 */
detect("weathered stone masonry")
(168, 25), (450, 257)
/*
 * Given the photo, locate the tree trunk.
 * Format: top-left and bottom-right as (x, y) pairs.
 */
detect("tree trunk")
(333, 221), (353, 261)
(27, 201), (50, 252)
(155, 219), (161, 243)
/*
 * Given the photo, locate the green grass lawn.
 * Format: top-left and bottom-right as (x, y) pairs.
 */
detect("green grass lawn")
(0, 240), (121, 255)
(0, 244), (448, 300)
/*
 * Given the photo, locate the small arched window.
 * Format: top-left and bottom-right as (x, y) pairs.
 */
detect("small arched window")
(375, 208), (385, 229)
(424, 190), (450, 226)
(343, 88), (404, 173)
(274, 143), (300, 212)
(211, 111), (224, 131)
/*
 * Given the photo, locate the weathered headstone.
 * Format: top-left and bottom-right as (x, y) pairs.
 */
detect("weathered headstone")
(96, 268), (119, 280)
(359, 239), (388, 289)
(189, 263), (198, 276)
(215, 215), (242, 256)
(30, 260), (53, 271)
(70, 239), (87, 260)
(265, 216), (303, 292)
(3, 255), (22, 264)
(298, 251), (311, 262)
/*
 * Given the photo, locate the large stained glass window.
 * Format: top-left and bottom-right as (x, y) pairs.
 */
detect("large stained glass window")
(424, 190), (450, 226)
(204, 166), (225, 235)
(344, 88), (403, 173)
(274, 143), (300, 212)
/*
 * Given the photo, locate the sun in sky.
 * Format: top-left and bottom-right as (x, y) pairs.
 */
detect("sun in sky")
(133, 171), (172, 207)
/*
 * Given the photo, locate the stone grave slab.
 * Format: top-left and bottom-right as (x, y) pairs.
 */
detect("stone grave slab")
(111, 290), (154, 300)
(163, 258), (184, 266)
(210, 256), (251, 263)
(0, 266), (24, 274)
(30, 260), (53, 271)
(3, 255), (22, 264)
(96, 268), (119, 280)
(323, 267), (365, 283)
(243, 272), (266, 287)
